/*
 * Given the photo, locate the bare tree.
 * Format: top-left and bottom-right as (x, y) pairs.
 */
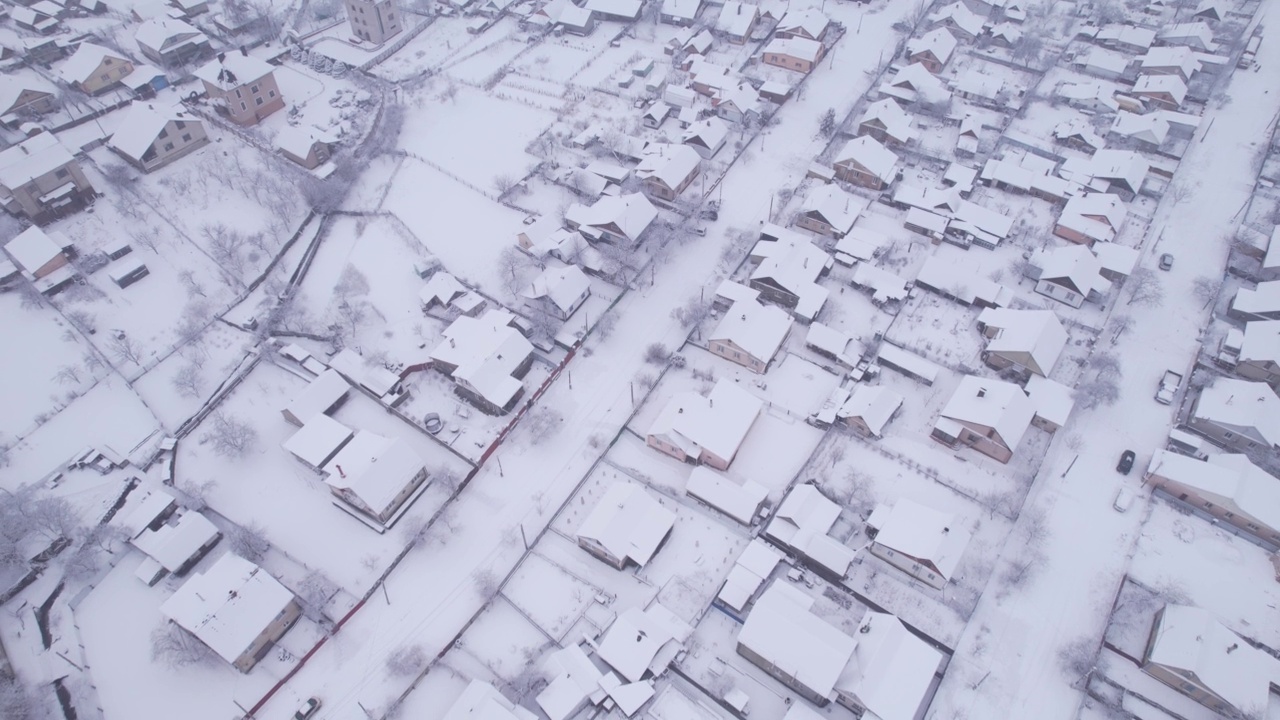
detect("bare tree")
(151, 622), (217, 668)
(203, 412), (259, 458)
(173, 479), (217, 511)
(492, 174), (518, 198)
(1192, 275), (1220, 309)
(53, 365), (82, 386)
(818, 108), (837, 139)
(65, 309), (96, 335)
(335, 264), (371, 300)
(108, 333), (144, 367)
(178, 270), (206, 298)
(1089, 351), (1122, 380)
(1126, 268), (1164, 307)
(644, 342), (671, 364)
(386, 644), (427, 677)
(497, 246), (532, 297)
(1073, 377), (1121, 410)
(172, 363), (204, 399)
(225, 522), (271, 563)
(524, 407), (564, 440)
(297, 570), (339, 625)
(670, 295), (711, 329)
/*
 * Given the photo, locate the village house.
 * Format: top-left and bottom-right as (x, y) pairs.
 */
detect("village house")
(1158, 22), (1215, 51)
(280, 368), (351, 426)
(708, 299), (793, 372)
(987, 21), (1023, 47)
(1133, 73), (1188, 110)
(428, 309), (535, 415)
(715, 82), (761, 123)
(1142, 605), (1272, 718)
(1145, 450), (1280, 548)
(660, 0), (702, 25)
(565, 193), (658, 246)
(776, 8), (829, 40)
(521, 264), (591, 320)
(866, 498), (971, 589)
(795, 185), (865, 238)
(686, 466), (768, 525)
(595, 603), (692, 685)
(857, 98), (917, 146)
(135, 16), (211, 66)
(1139, 45), (1208, 81)
(1053, 118), (1105, 154)
(277, 125), (336, 169)
(1031, 244), (1110, 308)
(879, 62), (952, 107)
(636, 143), (700, 203)
(681, 116), (729, 159)
(1024, 375), (1075, 433)
(932, 375), (1036, 463)
(3, 225), (75, 292)
(765, 483), (856, 578)
(715, 1), (758, 43)
(13, 6), (59, 34)
(1054, 193), (1127, 246)
(837, 385), (904, 438)
(976, 308), (1068, 377)
(195, 52), (285, 126)
(1096, 23), (1156, 53)
(160, 554), (301, 673)
(646, 378), (763, 469)
(907, 28), (958, 73)
(0, 77), (56, 120)
(0, 131), (96, 225)
(109, 103), (210, 172)
(282, 414), (354, 471)
(576, 483), (677, 569)
(130, 510), (222, 578)
(1110, 111), (1170, 148)
(446, 681), (537, 720)
(762, 37), (825, 74)
(915, 249), (1015, 308)
(1230, 281), (1280, 322)
(928, 1), (984, 41)
(736, 580), (855, 706)
(322, 431), (429, 525)
(58, 44), (134, 95)
(584, 0), (642, 21)
(1234, 320), (1280, 388)
(1187, 377), (1280, 453)
(749, 228), (832, 319)
(833, 136), (899, 190)
(345, 0), (402, 44)
(717, 539), (782, 614)
(834, 611), (944, 719)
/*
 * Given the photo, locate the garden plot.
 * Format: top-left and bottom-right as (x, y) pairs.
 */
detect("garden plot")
(641, 500), (749, 622)
(532, 531), (662, 625)
(886, 292), (987, 372)
(450, 598), (555, 685)
(501, 551), (598, 642)
(445, 28), (538, 86)
(393, 664), (472, 720)
(257, 64), (374, 146)
(130, 323), (256, 430)
(510, 39), (608, 86)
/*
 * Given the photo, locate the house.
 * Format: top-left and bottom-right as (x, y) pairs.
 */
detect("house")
(345, 0), (402, 44)
(1058, 80), (1121, 114)
(1053, 118), (1105, 154)
(851, 263), (910, 305)
(536, 644), (605, 720)
(195, 52), (285, 126)
(681, 116), (729, 159)
(796, 185), (864, 239)
(749, 230), (832, 320)
(857, 98), (917, 146)
(765, 483), (856, 577)
(1110, 110), (1170, 148)
(109, 103), (209, 172)
(1096, 24), (1156, 53)
(708, 300), (793, 372)
(1092, 242), (1139, 282)
(636, 144), (700, 203)
(928, 1), (983, 41)
(445, 681), (537, 720)
(0, 77), (56, 120)
(281, 369), (350, 426)
(135, 16), (211, 66)
(429, 309), (535, 415)
(58, 44), (134, 95)
(565, 193), (657, 246)
(953, 73), (1007, 109)
(1235, 321), (1280, 388)
(13, 6), (59, 34)
(584, 0), (641, 21)
(1032, 245), (1109, 308)
(717, 540), (782, 613)
(987, 21), (1023, 47)
(277, 125), (336, 169)
(976, 308), (1067, 377)
(1139, 45), (1205, 81)
(522, 264), (590, 320)
(776, 8), (829, 40)
(1231, 281), (1280, 322)
(762, 37), (825, 74)
(837, 385), (904, 438)
(130, 510), (221, 576)
(172, 0), (211, 15)
(596, 603), (692, 682)
(866, 499), (971, 589)
(805, 322), (858, 367)
(834, 227), (889, 265)
(1142, 605), (1272, 718)
(834, 611), (944, 719)
(1157, 22), (1215, 52)
(833, 136), (899, 190)
(1133, 74), (1187, 110)
(322, 431), (428, 525)
(160, 554), (301, 673)
(576, 483), (677, 569)
(419, 270), (486, 316)
(1075, 46), (1130, 80)
(879, 62), (953, 107)
(557, 5), (597, 35)
(736, 580), (856, 706)
(714, 82), (760, 124)
(646, 379), (764, 469)
(714, 279), (760, 310)
(1055, 194), (1126, 247)
(3, 226), (68, 281)
(686, 466), (768, 525)
(915, 249), (1015, 308)
(660, 0), (702, 25)
(1187, 378), (1280, 453)
(0, 132), (96, 225)
(282, 414), (354, 471)
(1192, 0), (1224, 21)
(907, 28), (958, 73)
(121, 64), (170, 99)
(1145, 451), (1280, 547)
(715, 1), (758, 43)
(932, 376), (1036, 463)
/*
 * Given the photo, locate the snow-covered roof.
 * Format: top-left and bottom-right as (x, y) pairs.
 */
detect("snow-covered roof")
(953, 72), (1004, 101)
(0, 130), (75, 190)
(681, 116), (729, 153)
(1096, 23), (1156, 49)
(1234, 280), (1280, 316)
(160, 554), (296, 666)
(765, 483), (855, 575)
(1037, 244), (1110, 298)
(4, 225), (63, 274)
(109, 102), (201, 162)
(715, 278), (760, 306)
(537, 644), (604, 720)
(908, 27), (958, 65)
(135, 16), (206, 53)
(763, 36), (823, 63)
(715, 0), (757, 36)
(1058, 193), (1127, 244)
(1111, 110), (1170, 146)
(419, 270), (468, 308)
(894, 183), (962, 214)
(523, 264), (590, 316)
(869, 498), (970, 582)
(276, 125), (335, 158)
(648, 379), (764, 465)
(835, 226), (888, 262)
(636, 143), (700, 190)
(686, 465), (767, 525)
(117, 489), (177, 538)
(284, 369), (350, 425)
(661, 0), (700, 20)
(852, 262), (909, 303)
(928, 1), (984, 36)
(1145, 605), (1272, 718)
(709, 300), (793, 363)
(565, 193), (657, 244)
(805, 321), (855, 361)
(1058, 80), (1120, 112)
(1139, 45), (1202, 77)
(858, 98), (917, 144)
(988, 21), (1022, 44)
(737, 581), (856, 701)
(717, 539), (782, 612)
(444, 680), (537, 720)
(1148, 450), (1280, 532)
(0, 76), (56, 121)
(916, 251), (1013, 307)
(58, 43), (127, 84)
(584, 0), (641, 17)
(1193, 378), (1280, 448)
(880, 63), (952, 105)
(1240, 320), (1280, 366)
(716, 82), (760, 114)
(837, 385), (904, 437)
(1158, 21), (1215, 50)
(939, 376), (1036, 452)
(1092, 242), (1139, 277)
(322, 431), (426, 518)
(195, 52), (276, 91)
(777, 8), (829, 38)
(1133, 74), (1188, 104)
(977, 308), (1068, 376)
(130, 510), (220, 572)
(1054, 118), (1105, 151)
(596, 603), (692, 682)
(1025, 374), (1075, 428)
(282, 413), (353, 468)
(577, 483), (677, 567)
(836, 135), (899, 184)
(836, 611), (943, 720)
(430, 309), (533, 409)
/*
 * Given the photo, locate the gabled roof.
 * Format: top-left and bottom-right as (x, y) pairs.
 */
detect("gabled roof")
(130, 510), (220, 572)
(777, 8), (829, 38)
(1145, 605), (1272, 718)
(763, 36), (824, 63)
(648, 379), (764, 464)
(1058, 80), (1120, 112)
(59, 43), (128, 84)
(715, 0), (757, 35)
(880, 63), (952, 105)
(681, 116), (729, 151)
(322, 431), (426, 518)
(523, 264), (590, 315)
(1157, 21), (1215, 50)
(765, 482), (856, 575)
(109, 102), (203, 162)
(1233, 280), (1280, 317)
(430, 309), (533, 409)
(444, 681), (537, 720)
(276, 124), (336, 158)
(686, 466), (768, 524)
(709, 299), (793, 362)
(1096, 23), (1156, 49)
(837, 612), (943, 720)
(4, 225), (63, 274)
(928, 1), (984, 36)
(977, 307), (1068, 375)
(135, 16), (205, 53)
(858, 98), (917, 144)
(282, 414), (353, 468)
(1239, 320), (1280, 367)
(939, 376), (1036, 452)
(1092, 241), (1140, 277)
(908, 27), (958, 65)
(0, 131), (76, 190)
(737, 581), (856, 701)
(195, 52), (275, 91)
(636, 143), (700, 190)
(577, 483), (677, 567)
(1037, 244), (1109, 297)
(596, 603), (692, 682)
(537, 644), (603, 720)
(0, 75), (56, 116)
(661, 0), (701, 20)
(565, 193), (658, 243)
(1092, 150), (1147, 193)
(1193, 378), (1280, 448)
(284, 368), (350, 424)
(1133, 73), (1188, 103)
(835, 136), (899, 183)
(802, 184), (865, 235)
(869, 498), (971, 581)
(1111, 110), (1170, 145)
(1139, 45), (1202, 76)
(1147, 450), (1280, 532)
(716, 82), (759, 113)
(837, 385), (904, 436)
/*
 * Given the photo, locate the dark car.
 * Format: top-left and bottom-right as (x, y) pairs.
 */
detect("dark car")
(1117, 450), (1136, 475)
(295, 698), (321, 720)
(1159, 253), (1174, 271)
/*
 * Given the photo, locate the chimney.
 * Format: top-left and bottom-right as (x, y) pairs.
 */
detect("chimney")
(977, 388), (986, 398)
(336, 464), (346, 478)
(1227, 643), (1239, 653)
(239, 46), (248, 56)
(217, 51), (226, 62)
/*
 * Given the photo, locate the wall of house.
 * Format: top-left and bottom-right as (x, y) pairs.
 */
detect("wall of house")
(795, 214), (837, 238)
(30, 253), (69, 280)
(709, 339), (767, 373)
(763, 54), (813, 73)
(736, 641), (831, 706)
(1152, 478), (1280, 546)
(215, 72), (285, 126)
(1186, 414), (1270, 453)
(377, 466), (429, 522)
(346, 0), (403, 44)
(909, 52), (941, 73)
(698, 448), (731, 471)
(749, 278), (800, 309)
(647, 434), (691, 463)
(80, 57), (135, 95)
(576, 536), (625, 569)
(869, 543), (946, 589)
(834, 161), (885, 190)
(136, 119), (211, 172)
(11, 158), (95, 224)
(955, 425), (1013, 463)
(233, 598), (302, 673)
(1052, 223), (1095, 246)
(1235, 359), (1280, 388)
(1142, 663), (1235, 716)
(1034, 279), (1085, 308)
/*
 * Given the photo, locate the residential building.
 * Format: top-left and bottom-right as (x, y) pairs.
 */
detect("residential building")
(1096, 23), (1156, 53)
(1142, 605), (1272, 718)
(584, 0), (641, 21)
(1157, 22), (1215, 51)
(0, 77), (56, 120)
(195, 52), (285, 126)
(660, 0), (702, 25)
(708, 300), (794, 373)
(444, 681), (537, 720)
(345, 0), (402, 44)
(282, 414), (354, 471)
(1032, 244), (1110, 308)
(280, 368), (350, 426)
(775, 8), (829, 40)
(1054, 193), (1127, 246)
(681, 116), (729, 159)
(0, 132), (95, 225)
(833, 136), (899, 190)
(764, 483), (855, 578)
(595, 603), (691, 682)
(58, 44), (134, 95)
(837, 385), (903, 438)
(762, 37), (824, 74)
(576, 483), (676, 569)
(749, 228), (832, 319)
(135, 16), (211, 66)
(866, 498), (971, 589)
(130, 510), (222, 576)
(1133, 74), (1188, 110)
(13, 6), (59, 34)
(857, 98), (917, 146)
(834, 611), (944, 719)
(907, 28), (958, 73)
(636, 143), (700, 203)
(1146, 450), (1280, 547)
(714, 82), (760, 123)
(686, 466), (768, 525)
(522, 264), (590, 320)
(322, 431), (428, 525)
(3, 226), (68, 281)
(928, 1), (983, 40)
(1235, 320), (1280, 388)
(878, 62), (952, 107)
(646, 379), (763, 470)
(717, 539), (782, 613)
(428, 309), (534, 415)
(1187, 378), (1280, 453)
(715, 1), (758, 43)
(109, 103), (209, 172)
(796, 185), (865, 238)
(931, 375), (1036, 463)
(565, 193), (658, 246)
(976, 308), (1067, 377)
(160, 554), (301, 673)
(1231, 281), (1280, 322)
(1025, 374), (1075, 432)
(277, 125), (336, 169)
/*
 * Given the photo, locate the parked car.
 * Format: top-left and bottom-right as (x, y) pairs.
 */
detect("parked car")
(692, 226), (707, 237)
(1156, 369), (1183, 405)
(295, 698), (321, 720)
(1113, 487), (1135, 513)
(1159, 253), (1174, 270)
(1117, 450), (1136, 475)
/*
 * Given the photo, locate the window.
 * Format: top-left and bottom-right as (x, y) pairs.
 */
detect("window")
(255, 97), (264, 106)
(181, 133), (192, 142)
(1247, 522), (1259, 530)
(100, 73), (110, 81)
(175, 121), (186, 129)
(240, 102), (247, 110)
(1224, 431), (1234, 439)
(250, 84), (259, 94)
(55, 168), (68, 179)
(104, 58), (113, 65)
(1203, 501), (1214, 509)
(268, 90), (276, 98)
(158, 128), (168, 138)
(1225, 512), (1235, 518)
(163, 142), (174, 151)
(235, 88), (242, 98)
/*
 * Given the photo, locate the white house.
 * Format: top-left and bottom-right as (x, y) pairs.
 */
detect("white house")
(681, 116), (729, 159)
(717, 539), (782, 613)
(834, 611), (944, 719)
(576, 483), (677, 569)
(1146, 450), (1280, 546)
(834, 136), (899, 190)
(595, 603), (692, 682)
(429, 310), (535, 415)
(737, 580), (856, 706)
(837, 385), (904, 438)
(444, 681), (538, 720)
(522, 264), (591, 320)
(281, 368), (351, 426)
(975, 308), (1068, 377)
(1187, 378), (1280, 453)
(932, 376), (1036, 463)
(565, 193), (658, 246)
(646, 379), (763, 470)
(282, 413), (354, 471)
(1142, 605), (1272, 718)
(322, 431), (429, 525)
(708, 300), (794, 373)
(685, 465), (768, 525)
(765, 483), (856, 577)
(1032, 244), (1110, 308)
(866, 498), (971, 589)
